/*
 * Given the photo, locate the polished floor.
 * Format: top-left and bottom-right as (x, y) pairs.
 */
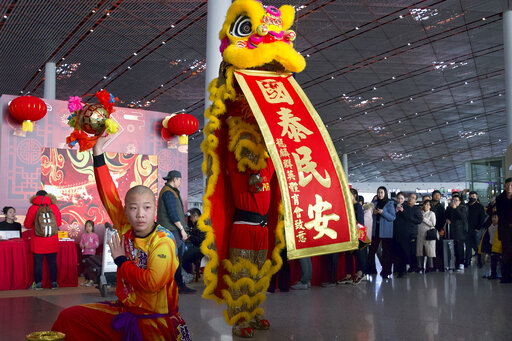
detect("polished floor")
(1, 265), (511, 341)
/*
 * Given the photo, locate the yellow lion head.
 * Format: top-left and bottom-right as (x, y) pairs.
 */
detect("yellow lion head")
(219, 0), (306, 73)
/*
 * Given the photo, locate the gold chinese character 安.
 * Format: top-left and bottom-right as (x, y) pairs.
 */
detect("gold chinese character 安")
(304, 194), (339, 240)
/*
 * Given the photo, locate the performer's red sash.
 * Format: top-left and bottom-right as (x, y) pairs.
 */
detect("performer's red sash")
(234, 70), (358, 259)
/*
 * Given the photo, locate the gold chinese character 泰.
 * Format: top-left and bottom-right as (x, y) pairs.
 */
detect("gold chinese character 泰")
(286, 170), (296, 181)
(297, 230), (307, 243)
(277, 107), (313, 142)
(304, 194), (339, 240)
(292, 146), (331, 188)
(291, 193), (300, 205)
(257, 79), (294, 105)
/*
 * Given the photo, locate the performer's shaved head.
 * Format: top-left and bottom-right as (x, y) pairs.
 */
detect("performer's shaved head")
(125, 185), (155, 203)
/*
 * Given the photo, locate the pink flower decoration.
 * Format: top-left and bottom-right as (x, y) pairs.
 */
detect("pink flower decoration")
(68, 96), (83, 113)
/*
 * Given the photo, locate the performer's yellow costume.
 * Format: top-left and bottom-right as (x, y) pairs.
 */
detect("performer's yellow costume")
(198, 0), (305, 337)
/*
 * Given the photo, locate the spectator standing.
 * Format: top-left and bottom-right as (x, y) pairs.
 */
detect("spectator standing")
(446, 194), (468, 271)
(431, 190), (446, 271)
(368, 186), (396, 279)
(417, 200), (436, 272)
(79, 220), (100, 286)
(392, 192), (411, 277)
(466, 191), (486, 268)
(157, 170), (195, 294)
(338, 188), (367, 284)
(406, 193), (423, 272)
(496, 177), (512, 283)
(182, 208), (206, 276)
(290, 257), (312, 290)
(24, 190), (62, 289)
(0, 206), (22, 238)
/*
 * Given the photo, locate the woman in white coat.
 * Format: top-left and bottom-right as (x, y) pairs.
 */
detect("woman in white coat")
(417, 200), (437, 273)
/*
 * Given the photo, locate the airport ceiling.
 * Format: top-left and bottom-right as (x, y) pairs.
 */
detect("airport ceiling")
(0, 0), (507, 202)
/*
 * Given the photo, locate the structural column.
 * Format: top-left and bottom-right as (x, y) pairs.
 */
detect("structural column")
(504, 1), (512, 178)
(204, 0), (231, 111)
(342, 153), (348, 178)
(43, 62), (56, 100)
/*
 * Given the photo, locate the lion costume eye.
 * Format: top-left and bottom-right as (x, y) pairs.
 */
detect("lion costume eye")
(230, 15), (253, 37)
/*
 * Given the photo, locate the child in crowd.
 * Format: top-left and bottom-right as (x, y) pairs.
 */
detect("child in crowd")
(52, 136), (190, 341)
(485, 213), (502, 279)
(79, 220), (100, 286)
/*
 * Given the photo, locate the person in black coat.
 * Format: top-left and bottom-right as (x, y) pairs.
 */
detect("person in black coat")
(406, 193), (423, 272)
(431, 190), (446, 271)
(496, 177), (512, 283)
(182, 208), (206, 275)
(466, 191), (487, 267)
(392, 192), (410, 277)
(446, 194), (468, 271)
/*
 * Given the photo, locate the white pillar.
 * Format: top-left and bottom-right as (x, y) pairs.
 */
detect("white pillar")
(342, 153), (348, 176)
(44, 62), (56, 100)
(204, 0), (231, 112)
(504, 1), (512, 178)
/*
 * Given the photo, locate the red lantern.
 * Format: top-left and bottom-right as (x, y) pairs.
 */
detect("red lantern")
(167, 113), (199, 145)
(8, 96), (47, 132)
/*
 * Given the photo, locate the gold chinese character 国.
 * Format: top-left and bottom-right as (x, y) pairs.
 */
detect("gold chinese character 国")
(256, 79), (294, 105)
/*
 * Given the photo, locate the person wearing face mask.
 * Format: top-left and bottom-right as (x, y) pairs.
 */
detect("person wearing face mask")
(466, 191), (486, 268)
(446, 194), (468, 271)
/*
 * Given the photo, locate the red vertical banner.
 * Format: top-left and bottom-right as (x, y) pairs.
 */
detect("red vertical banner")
(234, 70), (358, 259)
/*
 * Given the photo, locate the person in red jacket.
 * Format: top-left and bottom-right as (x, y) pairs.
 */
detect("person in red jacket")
(24, 190), (62, 289)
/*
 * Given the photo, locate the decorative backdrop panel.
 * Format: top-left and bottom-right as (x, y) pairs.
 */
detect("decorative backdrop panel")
(0, 94), (188, 222)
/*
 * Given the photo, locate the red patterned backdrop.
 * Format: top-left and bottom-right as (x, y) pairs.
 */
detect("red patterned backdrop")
(0, 94), (188, 225)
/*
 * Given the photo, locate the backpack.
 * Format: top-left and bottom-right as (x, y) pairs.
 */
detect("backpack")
(34, 195), (58, 237)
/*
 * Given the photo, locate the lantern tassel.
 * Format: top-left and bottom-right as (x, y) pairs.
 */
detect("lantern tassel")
(178, 135), (188, 145)
(104, 118), (119, 135)
(22, 120), (34, 132)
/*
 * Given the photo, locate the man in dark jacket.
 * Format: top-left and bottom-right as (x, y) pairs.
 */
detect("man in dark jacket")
(157, 170), (196, 294)
(496, 177), (512, 283)
(466, 191), (486, 267)
(431, 190), (446, 271)
(446, 194), (468, 271)
(407, 193), (423, 272)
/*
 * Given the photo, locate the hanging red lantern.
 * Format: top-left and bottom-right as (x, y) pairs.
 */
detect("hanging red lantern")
(167, 113), (199, 145)
(8, 96), (48, 132)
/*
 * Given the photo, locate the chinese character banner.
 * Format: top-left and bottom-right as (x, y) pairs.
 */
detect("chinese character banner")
(234, 70), (358, 259)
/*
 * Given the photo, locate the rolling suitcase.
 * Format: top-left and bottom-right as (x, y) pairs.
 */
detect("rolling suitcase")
(443, 223), (455, 271)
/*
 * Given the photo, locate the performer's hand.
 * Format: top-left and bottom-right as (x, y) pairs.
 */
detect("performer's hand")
(93, 134), (111, 156)
(180, 229), (188, 241)
(446, 219), (451, 225)
(108, 231), (125, 259)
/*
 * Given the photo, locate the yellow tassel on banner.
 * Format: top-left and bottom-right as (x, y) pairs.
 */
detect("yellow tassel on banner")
(22, 120), (33, 132)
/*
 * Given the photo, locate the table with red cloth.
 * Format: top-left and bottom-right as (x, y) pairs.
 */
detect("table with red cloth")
(0, 237), (78, 290)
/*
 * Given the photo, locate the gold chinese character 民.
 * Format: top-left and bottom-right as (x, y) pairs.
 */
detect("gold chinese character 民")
(257, 79), (294, 105)
(291, 193), (300, 205)
(304, 194), (339, 240)
(277, 107), (313, 142)
(292, 146), (331, 188)
(293, 206), (304, 219)
(286, 170), (296, 181)
(288, 182), (299, 193)
(297, 230), (307, 243)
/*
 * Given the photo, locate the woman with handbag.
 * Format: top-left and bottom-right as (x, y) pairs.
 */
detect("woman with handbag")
(417, 200), (437, 273)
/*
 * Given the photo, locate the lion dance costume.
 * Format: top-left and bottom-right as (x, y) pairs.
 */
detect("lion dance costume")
(198, 0), (306, 337)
